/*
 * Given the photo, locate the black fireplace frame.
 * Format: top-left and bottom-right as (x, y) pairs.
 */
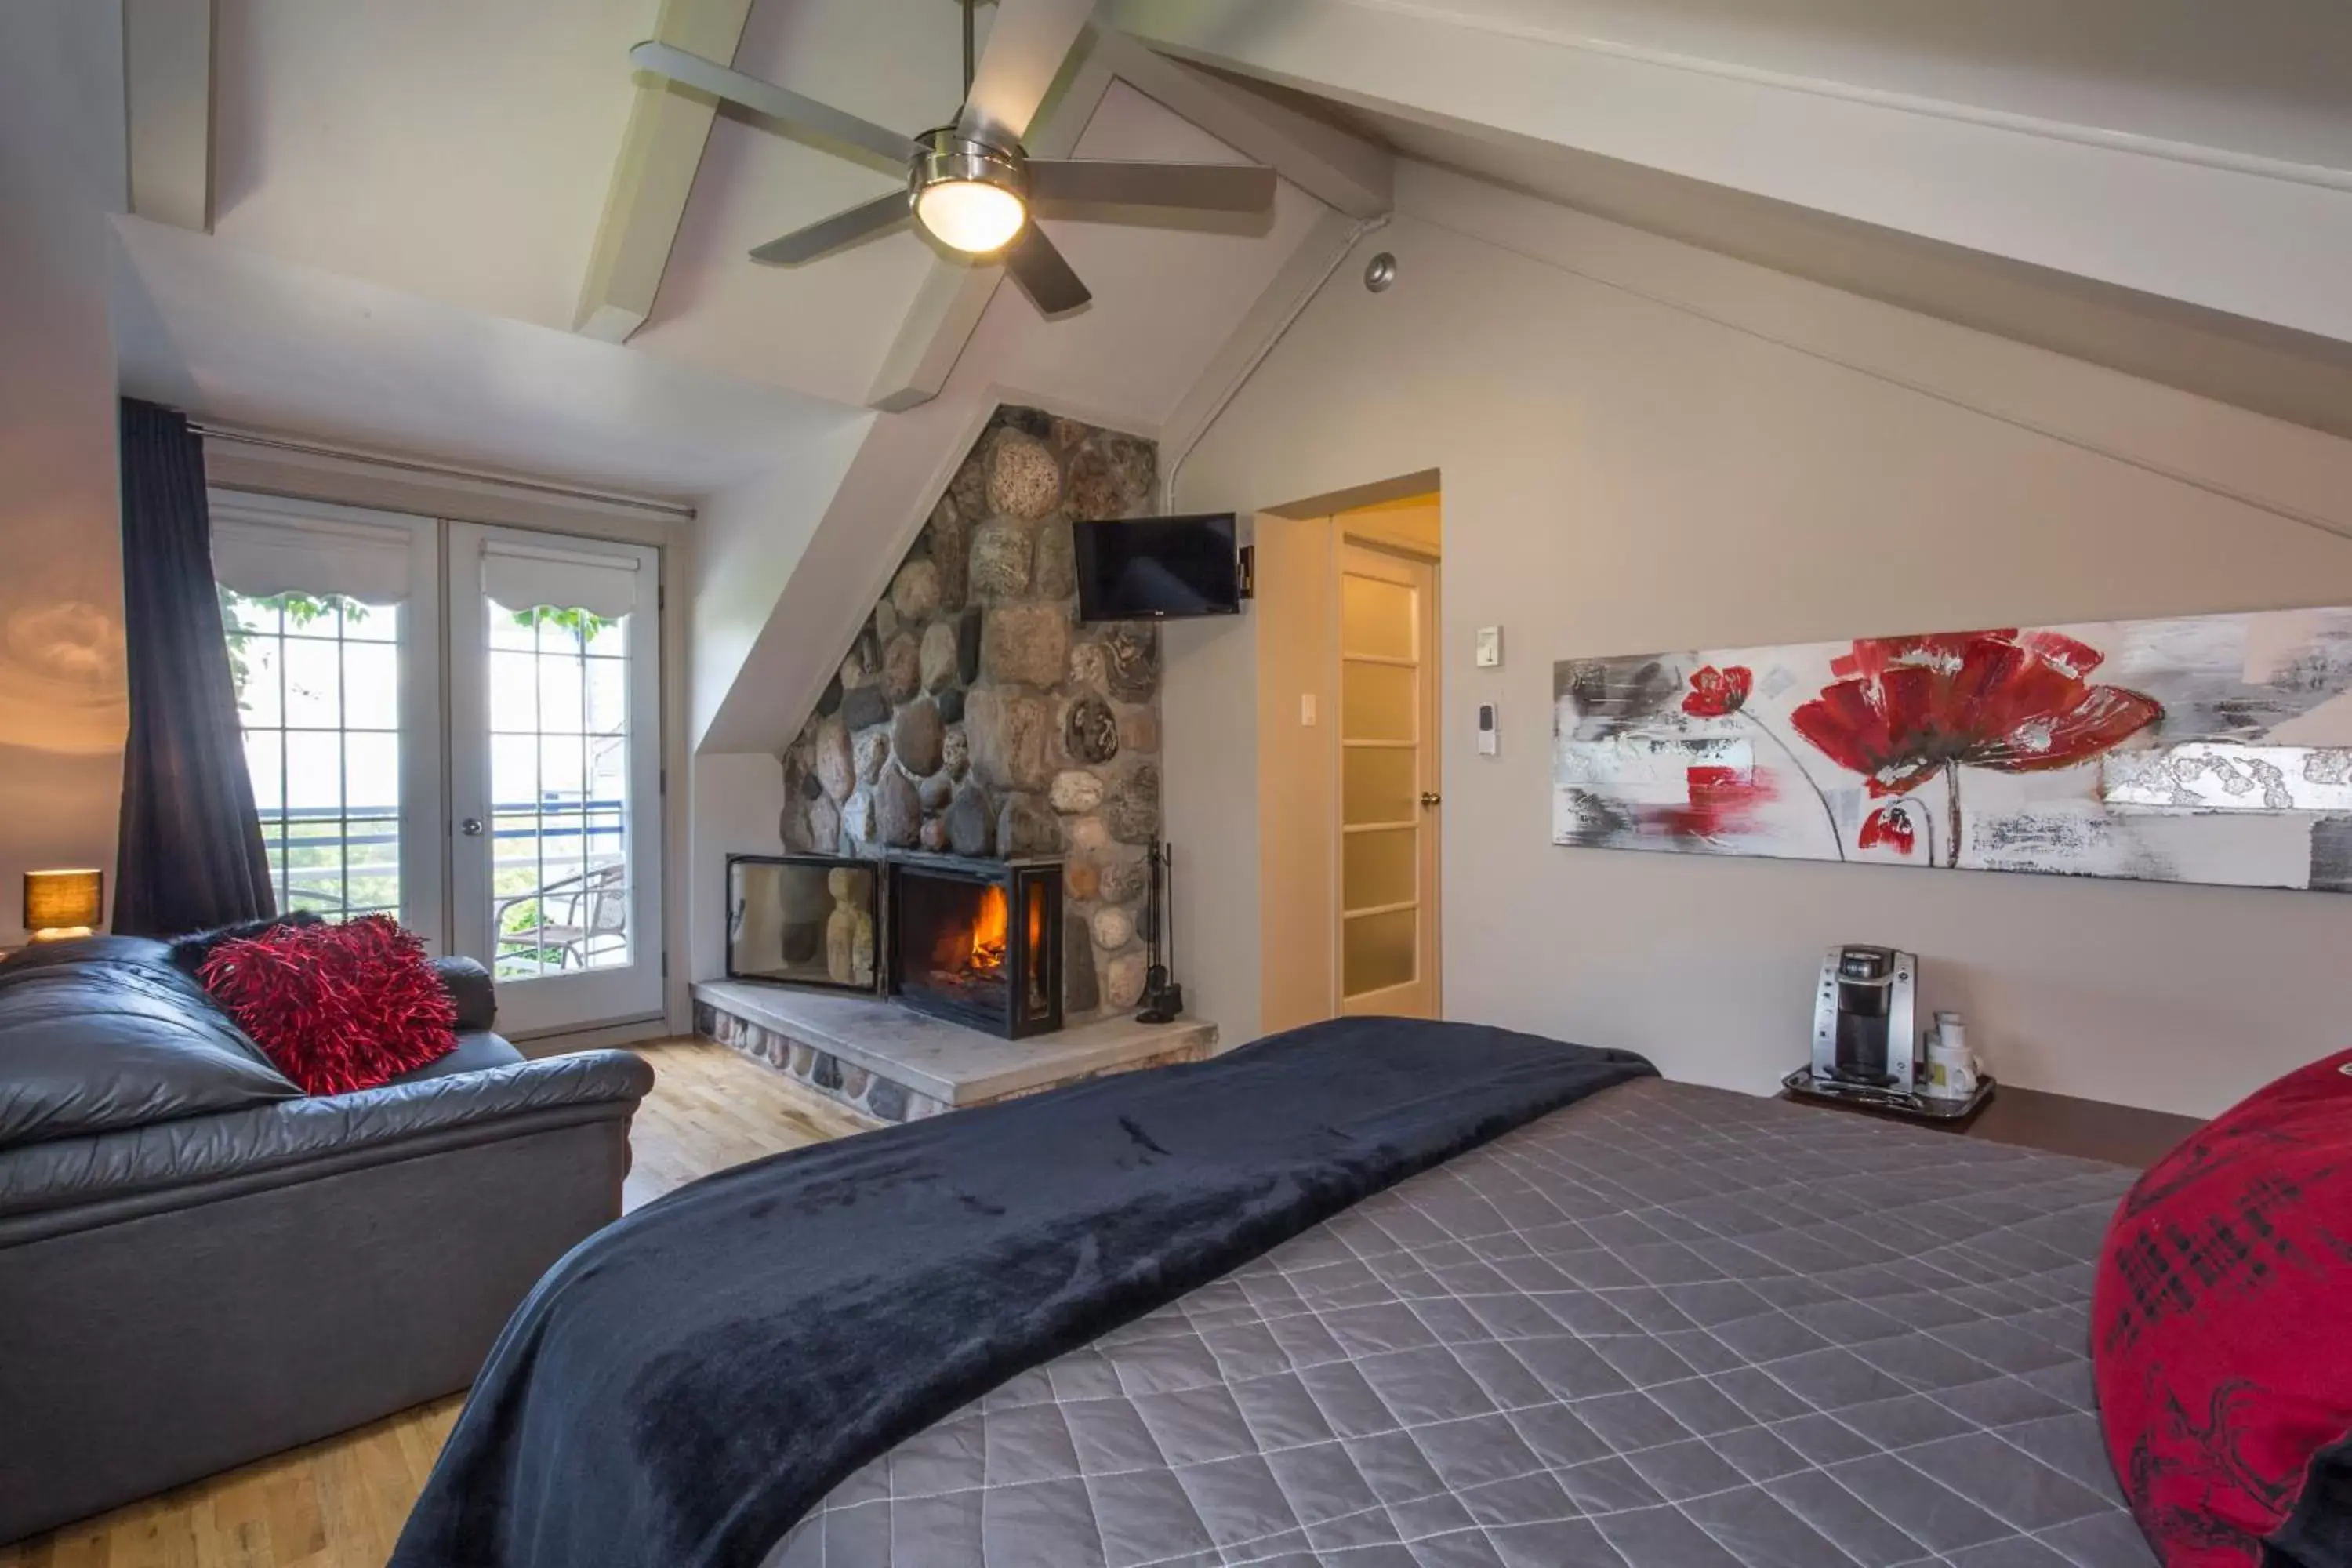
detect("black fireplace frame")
(884, 851), (1064, 1040)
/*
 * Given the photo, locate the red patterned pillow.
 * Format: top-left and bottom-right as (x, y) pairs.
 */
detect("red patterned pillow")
(2092, 1049), (2352, 1566)
(199, 915), (458, 1095)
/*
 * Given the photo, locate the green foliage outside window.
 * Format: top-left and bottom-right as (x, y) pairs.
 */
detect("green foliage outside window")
(217, 586), (374, 697)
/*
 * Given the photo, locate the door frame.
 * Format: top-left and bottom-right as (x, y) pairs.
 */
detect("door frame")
(1332, 534), (1442, 1018)
(446, 521), (666, 1040)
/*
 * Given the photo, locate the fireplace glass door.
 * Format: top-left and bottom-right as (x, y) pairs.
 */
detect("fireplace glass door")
(889, 862), (1061, 1037)
(727, 855), (878, 991)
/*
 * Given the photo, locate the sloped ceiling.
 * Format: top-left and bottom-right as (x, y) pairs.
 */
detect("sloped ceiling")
(1103, 0), (2352, 348)
(211, 0), (652, 331)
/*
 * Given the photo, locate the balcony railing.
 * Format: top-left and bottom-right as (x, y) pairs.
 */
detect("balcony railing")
(257, 799), (626, 922)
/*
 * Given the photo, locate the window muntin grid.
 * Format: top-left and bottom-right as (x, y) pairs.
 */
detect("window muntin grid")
(486, 604), (631, 981)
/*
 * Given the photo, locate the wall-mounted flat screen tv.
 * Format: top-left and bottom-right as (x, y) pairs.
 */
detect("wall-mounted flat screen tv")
(1073, 513), (1242, 622)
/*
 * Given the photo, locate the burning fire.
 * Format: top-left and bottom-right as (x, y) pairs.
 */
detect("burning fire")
(967, 884), (1009, 973)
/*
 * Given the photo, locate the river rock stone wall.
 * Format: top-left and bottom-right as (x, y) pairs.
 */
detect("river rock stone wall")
(778, 406), (1162, 1024)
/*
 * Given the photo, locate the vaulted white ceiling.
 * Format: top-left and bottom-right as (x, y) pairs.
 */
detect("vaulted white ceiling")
(133, 0), (1351, 487)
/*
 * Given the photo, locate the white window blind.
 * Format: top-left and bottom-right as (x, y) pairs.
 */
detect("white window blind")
(210, 514), (412, 605)
(479, 539), (641, 620)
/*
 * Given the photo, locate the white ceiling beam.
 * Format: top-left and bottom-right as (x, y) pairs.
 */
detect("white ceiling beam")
(573, 0), (757, 344)
(1100, 0), (2352, 348)
(864, 31), (1119, 412)
(123, 0), (213, 231)
(1088, 31), (1390, 221)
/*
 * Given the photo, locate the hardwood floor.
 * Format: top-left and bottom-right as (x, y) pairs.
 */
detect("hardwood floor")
(0, 1039), (873, 1568)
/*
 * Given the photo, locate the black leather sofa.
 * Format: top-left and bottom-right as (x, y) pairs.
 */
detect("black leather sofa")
(0, 935), (655, 1542)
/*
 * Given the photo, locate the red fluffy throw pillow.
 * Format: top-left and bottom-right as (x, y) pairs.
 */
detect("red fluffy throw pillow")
(2092, 1048), (2352, 1566)
(199, 915), (459, 1095)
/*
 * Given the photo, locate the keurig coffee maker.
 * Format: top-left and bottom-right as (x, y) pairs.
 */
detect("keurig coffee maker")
(1784, 945), (1993, 1120)
(1814, 945), (1918, 1093)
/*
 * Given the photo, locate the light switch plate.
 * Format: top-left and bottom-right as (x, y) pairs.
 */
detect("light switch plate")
(1300, 693), (1317, 726)
(1475, 626), (1503, 668)
(1477, 701), (1500, 756)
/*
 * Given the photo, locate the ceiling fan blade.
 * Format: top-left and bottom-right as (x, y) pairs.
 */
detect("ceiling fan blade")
(956, 0), (1094, 145)
(630, 41), (922, 169)
(750, 191), (912, 266)
(1000, 223), (1091, 315)
(1026, 160), (1277, 213)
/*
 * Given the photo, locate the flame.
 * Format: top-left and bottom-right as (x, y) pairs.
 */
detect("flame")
(967, 884), (1008, 972)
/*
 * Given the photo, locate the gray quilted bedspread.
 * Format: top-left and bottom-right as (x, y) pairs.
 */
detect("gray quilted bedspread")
(766, 1077), (2156, 1568)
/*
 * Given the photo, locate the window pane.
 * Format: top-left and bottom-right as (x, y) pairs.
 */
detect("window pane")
(342, 599), (397, 642)
(1343, 827), (1417, 913)
(243, 730), (283, 812)
(489, 651), (538, 733)
(538, 653), (586, 735)
(1342, 661), (1415, 742)
(344, 641), (399, 730)
(1343, 908), (1416, 998)
(221, 591), (277, 638)
(488, 604), (535, 651)
(538, 735), (585, 800)
(282, 636), (341, 728)
(346, 733), (399, 811)
(283, 731), (343, 811)
(1341, 574), (1414, 661)
(584, 614), (626, 658)
(234, 636), (283, 728)
(587, 659), (626, 737)
(1343, 746), (1416, 826)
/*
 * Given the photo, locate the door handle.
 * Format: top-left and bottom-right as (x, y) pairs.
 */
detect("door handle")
(460, 818), (485, 837)
(1419, 792), (1442, 808)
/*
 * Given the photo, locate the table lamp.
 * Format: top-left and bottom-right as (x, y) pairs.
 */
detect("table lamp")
(24, 869), (103, 942)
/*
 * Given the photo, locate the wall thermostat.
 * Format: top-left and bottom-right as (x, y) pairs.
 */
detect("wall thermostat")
(1475, 627), (1502, 668)
(1477, 702), (1500, 757)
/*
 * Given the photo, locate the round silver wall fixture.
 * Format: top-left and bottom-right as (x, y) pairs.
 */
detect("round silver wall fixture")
(1363, 252), (1397, 292)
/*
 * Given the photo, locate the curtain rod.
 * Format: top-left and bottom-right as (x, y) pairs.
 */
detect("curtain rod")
(188, 423), (699, 521)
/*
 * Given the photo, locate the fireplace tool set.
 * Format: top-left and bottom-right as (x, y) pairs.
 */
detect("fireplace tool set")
(1136, 841), (1184, 1025)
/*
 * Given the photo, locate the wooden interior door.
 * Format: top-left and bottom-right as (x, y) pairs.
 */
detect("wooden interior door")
(1337, 541), (1440, 1018)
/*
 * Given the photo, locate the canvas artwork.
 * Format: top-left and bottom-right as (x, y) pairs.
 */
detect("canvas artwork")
(1552, 609), (2352, 892)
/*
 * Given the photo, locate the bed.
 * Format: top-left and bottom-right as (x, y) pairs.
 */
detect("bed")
(767, 1077), (2151, 1568)
(395, 1022), (2158, 1568)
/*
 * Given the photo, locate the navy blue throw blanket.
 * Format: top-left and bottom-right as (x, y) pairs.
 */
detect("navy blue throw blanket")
(391, 1017), (1655, 1568)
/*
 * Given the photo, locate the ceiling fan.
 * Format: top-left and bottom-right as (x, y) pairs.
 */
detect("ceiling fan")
(629, 0), (1277, 316)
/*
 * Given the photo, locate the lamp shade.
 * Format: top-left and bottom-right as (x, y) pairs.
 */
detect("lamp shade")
(24, 869), (103, 936)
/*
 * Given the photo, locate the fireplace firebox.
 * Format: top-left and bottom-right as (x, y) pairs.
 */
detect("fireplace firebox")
(887, 854), (1063, 1039)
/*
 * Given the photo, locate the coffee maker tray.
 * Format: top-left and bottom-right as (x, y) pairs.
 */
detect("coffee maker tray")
(1781, 1065), (1995, 1124)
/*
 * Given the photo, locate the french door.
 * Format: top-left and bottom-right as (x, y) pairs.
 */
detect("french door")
(209, 493), (665, 1038)
(446, 524), (662, 1036)
(1337, 542), (1441, 1018)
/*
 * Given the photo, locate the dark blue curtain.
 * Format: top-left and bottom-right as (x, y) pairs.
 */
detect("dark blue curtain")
(113, 398), (275, 937)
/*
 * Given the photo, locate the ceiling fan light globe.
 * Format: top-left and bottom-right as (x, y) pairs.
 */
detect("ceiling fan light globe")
(915, 178), (1028, 254)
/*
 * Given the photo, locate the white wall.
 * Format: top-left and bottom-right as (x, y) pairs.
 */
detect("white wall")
(689, 419), (874, 750)
(0, 1), (128, 946)
(1165, 162), (2352, 1118)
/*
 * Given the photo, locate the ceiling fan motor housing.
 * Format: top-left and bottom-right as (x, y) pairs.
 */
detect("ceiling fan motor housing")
(910, 129), (1031, 253)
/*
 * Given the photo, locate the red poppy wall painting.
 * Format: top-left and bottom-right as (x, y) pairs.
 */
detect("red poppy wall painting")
(1553, 608), (2352, 891)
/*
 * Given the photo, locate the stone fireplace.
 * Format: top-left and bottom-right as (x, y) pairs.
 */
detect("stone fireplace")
(887, 855), (1062, 1040)
(778, 405), (1163, 1025)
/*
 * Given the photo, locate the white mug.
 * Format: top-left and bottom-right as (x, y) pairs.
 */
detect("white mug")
(1925, 1037), (1978, 1098)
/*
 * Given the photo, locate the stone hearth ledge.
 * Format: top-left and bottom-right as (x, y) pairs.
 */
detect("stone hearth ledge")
(693, 979), (1219, 1115)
